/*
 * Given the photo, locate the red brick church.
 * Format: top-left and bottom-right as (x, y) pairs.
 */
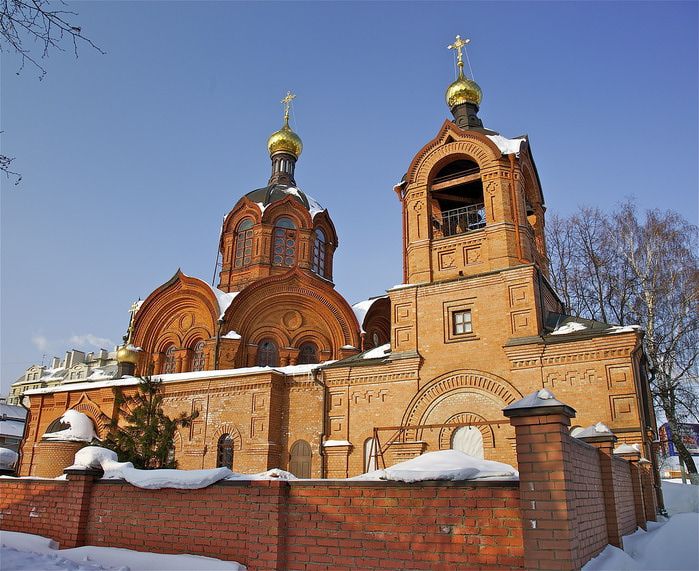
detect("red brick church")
(19, 38), (658, 483)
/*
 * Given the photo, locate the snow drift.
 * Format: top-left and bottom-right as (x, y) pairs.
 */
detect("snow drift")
(352, 449), (518, 482)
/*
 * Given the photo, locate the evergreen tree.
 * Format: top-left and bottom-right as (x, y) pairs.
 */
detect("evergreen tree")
(103, 377), (197, 469)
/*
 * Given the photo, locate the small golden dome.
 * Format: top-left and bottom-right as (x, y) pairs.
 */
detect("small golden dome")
(445, 71), (483, 108)
(267, 122), (303, 158)
(117, 344), (140, 365)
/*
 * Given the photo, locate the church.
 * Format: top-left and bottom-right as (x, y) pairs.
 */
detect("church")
(18, 37), (658, 481)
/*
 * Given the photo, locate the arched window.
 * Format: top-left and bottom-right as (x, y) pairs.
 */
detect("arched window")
(163, 346), (177, 374)
(256, 339), (279, 367)
(312, 228), (326, 277)
(234, 219), (254, 268)
(451, 426), (484, 459)
(298, 342), (318, 365)
(217, 434), (234, 468)
(192, 340), (206, 372)
(272, 217), (297, 267)
(289, 440), (312, 478)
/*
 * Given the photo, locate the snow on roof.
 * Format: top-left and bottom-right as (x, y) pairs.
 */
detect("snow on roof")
(503, 389), (571, 412)
(252, 186), (326, 219)
(486, 134), (527, 155)
(0, 403), (27, 420)
(42, 410), (96, 442)
(323, 440), (352, 447)
(25, 362), (332, 396)
(614, 443), (641, 455)
(351, 296), (386, 332)
(606, 325), (643, 334)
(0, 447), (19, 469)
(0, 420), (25, 438)
(352, 450), (518, 483)
(362, 343), (391, 360)
(573, 422), (614, 439)
(551, 321), (588, 335)
(222, 330), (241, 340)
(205, 284), (239, 320)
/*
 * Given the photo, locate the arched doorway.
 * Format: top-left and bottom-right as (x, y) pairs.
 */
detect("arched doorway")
(451, 426), (484, 459)
(289, 440), (312, 478)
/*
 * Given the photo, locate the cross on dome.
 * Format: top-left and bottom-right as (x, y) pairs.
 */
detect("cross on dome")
(281, 91), (296, 123)
(448, 35), (470, 69)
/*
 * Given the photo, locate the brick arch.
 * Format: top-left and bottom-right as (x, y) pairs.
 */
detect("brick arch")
(224, 268), (361, 354)
(221, 197), (262, 235)
(414, 140), (502, 189)
(405, 121), (503, 186)
(212, 424), (243, 451)
(401, 370), (523, 429)
(71, 395), (111, 439)
(438, 412), (495, 451)
(132, 271), (218, 358)
(261, 195), (313, 229)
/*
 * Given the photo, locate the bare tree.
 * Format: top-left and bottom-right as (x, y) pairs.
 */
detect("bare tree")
(1, 0), (104, 183)
(547, 202), (699, 481)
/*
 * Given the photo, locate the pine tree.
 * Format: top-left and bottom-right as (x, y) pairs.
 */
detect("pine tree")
(103, 377), (197, 469)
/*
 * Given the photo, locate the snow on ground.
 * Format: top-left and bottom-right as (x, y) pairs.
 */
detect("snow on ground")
(584, 480), (699, 570)
(0, 530), (244, 570)
(583, 514), (699, 570)
(662, 479), (699, 515)
(352, 449), (518, 482)
(43, 410), (97, 442)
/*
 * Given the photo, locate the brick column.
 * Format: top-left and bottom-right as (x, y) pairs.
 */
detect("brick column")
(615, 449), (646, 531)
(245, 480), (287, 571)
(503, 390), (578, 571)
(639, 459), (658, 522)
(577, 433), (623, 547)
(61, 467), (103, 548)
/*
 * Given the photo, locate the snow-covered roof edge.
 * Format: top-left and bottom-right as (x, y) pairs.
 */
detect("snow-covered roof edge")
(351, 296), (387, 333)
(24, 362), (333, 396)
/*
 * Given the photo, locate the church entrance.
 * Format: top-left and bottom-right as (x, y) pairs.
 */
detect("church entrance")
(289, 440), (312, 478)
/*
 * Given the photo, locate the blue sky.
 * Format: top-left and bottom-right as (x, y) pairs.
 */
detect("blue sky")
(1, 1), (697, 394)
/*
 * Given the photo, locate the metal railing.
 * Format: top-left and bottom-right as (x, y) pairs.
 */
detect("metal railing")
(437, 203), (485, 237)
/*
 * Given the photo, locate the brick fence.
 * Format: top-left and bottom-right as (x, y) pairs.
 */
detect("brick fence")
(0, 392), (658, 571)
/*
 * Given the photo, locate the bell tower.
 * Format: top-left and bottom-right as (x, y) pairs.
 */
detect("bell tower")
(394, 36), (548, 286)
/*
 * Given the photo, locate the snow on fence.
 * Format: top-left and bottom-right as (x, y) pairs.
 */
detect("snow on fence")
(0, 391), (659, 571)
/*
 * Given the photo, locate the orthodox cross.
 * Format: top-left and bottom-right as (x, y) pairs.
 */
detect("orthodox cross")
(448, 35), (470, 71)
(281, 91), (296, 123)
(124, 299), (140, 344)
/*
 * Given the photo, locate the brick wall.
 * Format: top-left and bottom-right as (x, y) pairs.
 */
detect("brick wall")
(1, 476), (523, 571)
(568, 438), (608, 565)
(285, 482), (523, 570)
(612, 456), (637, 537)
(0, 479), (71, 543)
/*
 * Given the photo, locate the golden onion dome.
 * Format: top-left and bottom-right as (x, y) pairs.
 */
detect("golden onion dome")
(116, 344), (140, 365)
(267, 121), (303, 158)
(445, 70), (483, 108)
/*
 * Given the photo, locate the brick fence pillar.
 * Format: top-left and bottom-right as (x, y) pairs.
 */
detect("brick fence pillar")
(245, 480), (287, 571)
(576, 433), (623, 548)
(615, 449), (647, 531)
(61, 467), (102, 548)
(503, 390), (578, 571)
(639, 459), (658, 522)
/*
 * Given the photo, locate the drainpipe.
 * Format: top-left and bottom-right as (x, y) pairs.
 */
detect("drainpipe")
(213, 318), (223, 370)
(311, 366), (327, 478)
